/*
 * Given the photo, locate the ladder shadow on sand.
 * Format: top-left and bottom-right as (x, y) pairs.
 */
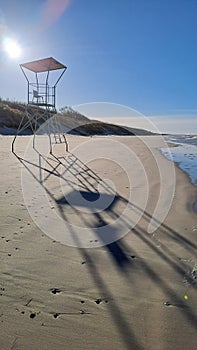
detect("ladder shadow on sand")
(14, 147), (197, 337)
(14, 150), (145, 350)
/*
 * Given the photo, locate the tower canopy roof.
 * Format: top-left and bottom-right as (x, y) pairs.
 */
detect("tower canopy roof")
(20, 57), (67, 73)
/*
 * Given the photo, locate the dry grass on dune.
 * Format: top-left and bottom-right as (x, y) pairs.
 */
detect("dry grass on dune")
(0, 98), (155, 136)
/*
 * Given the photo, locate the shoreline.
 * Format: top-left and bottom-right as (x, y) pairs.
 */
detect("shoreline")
(163, 136), (197, 186)
(160, 141), (197, 214)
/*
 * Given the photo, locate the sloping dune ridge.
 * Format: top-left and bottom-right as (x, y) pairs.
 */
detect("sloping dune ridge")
(0, 99), (154, 136)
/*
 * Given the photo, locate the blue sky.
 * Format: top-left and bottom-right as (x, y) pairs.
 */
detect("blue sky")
(0, 0), (197, 133)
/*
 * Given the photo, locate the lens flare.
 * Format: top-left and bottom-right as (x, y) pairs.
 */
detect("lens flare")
(3, 37), (21, 59)
(40, 0), (70, 29)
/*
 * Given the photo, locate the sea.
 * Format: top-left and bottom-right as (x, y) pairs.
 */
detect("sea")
(161, 135), (197, 187)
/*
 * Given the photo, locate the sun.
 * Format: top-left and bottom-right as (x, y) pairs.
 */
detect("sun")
(3, 37), (21, 59)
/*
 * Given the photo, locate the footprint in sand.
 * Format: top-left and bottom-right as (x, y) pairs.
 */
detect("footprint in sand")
(94, 298), (109, 304)
(163, 301), (172, 307)
(0, 287), (5, 296)
(95, 299), (102, 304)
(50, 288), (62, 294)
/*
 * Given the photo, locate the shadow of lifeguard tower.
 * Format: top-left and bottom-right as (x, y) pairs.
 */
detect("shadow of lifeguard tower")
(12, 57), (68, 154)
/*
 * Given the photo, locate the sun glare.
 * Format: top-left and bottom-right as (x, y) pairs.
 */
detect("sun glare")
(3, 38), (21, 59)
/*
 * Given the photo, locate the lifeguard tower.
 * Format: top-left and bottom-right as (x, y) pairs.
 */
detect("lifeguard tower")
(12, 57), (67, 153)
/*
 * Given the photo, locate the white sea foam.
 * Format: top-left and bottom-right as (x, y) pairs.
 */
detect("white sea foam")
(161, 135), (197, 186)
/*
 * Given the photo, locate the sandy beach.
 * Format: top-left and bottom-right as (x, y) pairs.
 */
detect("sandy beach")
(0, 134), (197, 350)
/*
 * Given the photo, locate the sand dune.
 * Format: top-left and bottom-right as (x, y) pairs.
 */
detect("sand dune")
(0, 100), (154, 136)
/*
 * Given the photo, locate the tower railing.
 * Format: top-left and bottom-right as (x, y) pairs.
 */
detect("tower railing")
(28, 83), (56, 108)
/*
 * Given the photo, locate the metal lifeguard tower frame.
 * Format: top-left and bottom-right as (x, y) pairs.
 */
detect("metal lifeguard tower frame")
(12, 57), (67, 153)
